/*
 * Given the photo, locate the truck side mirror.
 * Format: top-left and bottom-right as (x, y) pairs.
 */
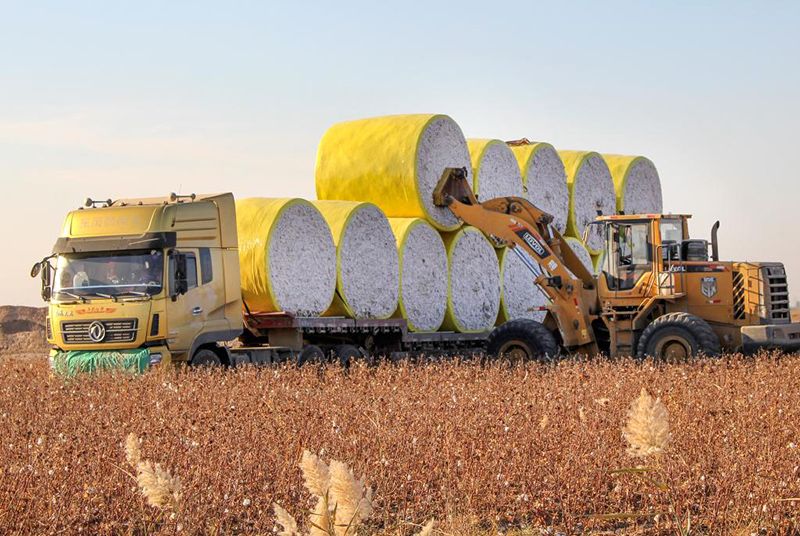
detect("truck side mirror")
(30, 262), (42, 278)
(172, 253), (189, 299)
(40, 261), (53, 301)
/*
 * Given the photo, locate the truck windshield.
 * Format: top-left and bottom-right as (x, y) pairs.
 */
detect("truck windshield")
(53, 250), (165, 299)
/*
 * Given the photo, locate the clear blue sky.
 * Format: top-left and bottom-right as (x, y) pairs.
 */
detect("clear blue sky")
(2, 1), (799, 306)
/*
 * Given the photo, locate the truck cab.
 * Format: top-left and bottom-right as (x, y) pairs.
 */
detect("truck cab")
(34, 193), (243, 370)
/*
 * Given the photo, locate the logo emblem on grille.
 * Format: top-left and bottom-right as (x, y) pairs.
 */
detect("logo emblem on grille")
(88, 321), (106, 342)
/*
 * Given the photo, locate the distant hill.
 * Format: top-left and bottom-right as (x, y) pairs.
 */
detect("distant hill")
(0, 306), (48, 352)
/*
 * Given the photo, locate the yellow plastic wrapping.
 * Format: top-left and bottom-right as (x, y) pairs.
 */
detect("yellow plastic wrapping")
(496, 247), (510, 325)
(315, 114), (464, 232)
(388, 217), (445, 332)
(602, 154), (655, 214)
(312, 200), (396, 319)
(236, 198), (335, 313)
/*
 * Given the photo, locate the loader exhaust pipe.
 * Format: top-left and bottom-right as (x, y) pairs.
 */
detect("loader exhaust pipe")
(711, 220), (720, 262)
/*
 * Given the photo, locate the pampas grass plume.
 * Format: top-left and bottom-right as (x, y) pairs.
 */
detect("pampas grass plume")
(623, 388), (670, 458)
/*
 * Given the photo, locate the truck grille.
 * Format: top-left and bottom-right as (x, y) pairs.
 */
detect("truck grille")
(61, 319), (139, 343)
(763, 266), (790, 323)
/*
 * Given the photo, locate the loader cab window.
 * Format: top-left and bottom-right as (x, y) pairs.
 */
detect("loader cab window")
(603, 222), (652, 291)
(660, 219), (684, 261)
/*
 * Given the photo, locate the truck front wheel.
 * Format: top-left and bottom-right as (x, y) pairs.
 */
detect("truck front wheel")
(487, 319), (559, 362)
(191, 348), (222, 367)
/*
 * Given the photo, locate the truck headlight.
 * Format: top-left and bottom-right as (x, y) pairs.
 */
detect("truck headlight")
(149, 353), (163, 366)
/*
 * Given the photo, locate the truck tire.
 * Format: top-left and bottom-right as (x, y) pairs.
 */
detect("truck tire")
(334, 344), (363, 367)
(487, 319), (559, 362)
(297, 345), (325, 366)
(636, 312), (720, 360)
(191, 348), (222, 367)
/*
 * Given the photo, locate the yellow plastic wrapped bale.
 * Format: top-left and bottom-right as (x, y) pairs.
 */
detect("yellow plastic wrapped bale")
(441, 226), (501, 333)
(509, 142), (569, 233)
(496, 247), (547, 325)
(602, 154), (663, 215)
(312, 201), (399, 319)
(237, 198), (336, 316)
(558, 150), (617, 255)
(467, 139), (524, 201)
(388, 218), (448, 332)
(315, 114), (471, 231)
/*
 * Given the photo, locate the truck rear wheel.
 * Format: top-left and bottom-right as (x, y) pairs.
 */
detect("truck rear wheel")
(297, 345), (325, 366)
(334, 344), (363, 367)
(637, 312), (720, 360)
(487, 319), (559, 362)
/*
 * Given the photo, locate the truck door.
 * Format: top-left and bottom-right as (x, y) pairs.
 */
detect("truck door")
(602, 222), (653, 298)
(166, 250), (206, 356)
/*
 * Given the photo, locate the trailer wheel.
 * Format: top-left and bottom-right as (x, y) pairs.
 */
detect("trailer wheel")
(297, 345), (325, 366)
(636, 312), (720, 360)
(334, 344), (363, 367)
(487, 319), (559, 362)
(191, 348), (222, 367)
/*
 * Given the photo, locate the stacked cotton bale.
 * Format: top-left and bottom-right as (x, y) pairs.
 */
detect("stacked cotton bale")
(315, 114), (472, 231)
(563, 236), (596, 278)
(236, 198), (336, 316)
(497, 247), (548, 324)
(559, 150), (617, 254)
(467, 139), (524, 201)
(312, 201), (399, 319)
(389, 218), (449, 332)
(603, 155), (663, 215)
(509, 142), (570, 234)
(441, 227), (501, 333)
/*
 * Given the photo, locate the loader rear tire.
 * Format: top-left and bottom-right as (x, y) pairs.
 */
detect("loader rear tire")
(636, 312), (720, 360)
(487, 319), (559, 362)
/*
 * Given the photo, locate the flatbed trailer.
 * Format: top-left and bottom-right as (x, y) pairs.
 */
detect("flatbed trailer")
(228, 311), (491, 366)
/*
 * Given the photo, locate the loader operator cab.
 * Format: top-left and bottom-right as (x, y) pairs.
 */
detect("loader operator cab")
(596, 215), (695, 297)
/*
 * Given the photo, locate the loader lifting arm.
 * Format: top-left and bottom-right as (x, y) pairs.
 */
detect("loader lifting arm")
(433, 168), (600, 351)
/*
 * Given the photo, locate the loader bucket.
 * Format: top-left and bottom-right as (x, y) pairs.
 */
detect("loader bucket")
(432, 167), (477, 207)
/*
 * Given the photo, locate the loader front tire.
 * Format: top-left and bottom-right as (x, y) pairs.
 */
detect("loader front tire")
(636, 312), (720, 360)
(487, 319), (559, 362)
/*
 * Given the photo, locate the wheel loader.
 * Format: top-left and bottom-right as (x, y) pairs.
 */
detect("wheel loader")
(434, 167), (800, 360)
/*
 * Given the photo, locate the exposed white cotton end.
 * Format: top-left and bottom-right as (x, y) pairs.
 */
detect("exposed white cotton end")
(560, 151), (617, 254)
(618, 157), (663, 215)
(389, 218), (448, 332)
(313, 202), (400, 319)
(467, 139), (524, 201)
(417, 117), (473, 229)
(443, 227), (501, 333)
(498, 247), (548, 323)
(511, 143), (569, 234)
(563, 236), (594, 279)
(267, 202), (337, 316)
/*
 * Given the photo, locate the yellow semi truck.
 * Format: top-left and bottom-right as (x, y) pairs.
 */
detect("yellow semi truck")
(32, 192), (489, 371)
(32, 189), (800, 372)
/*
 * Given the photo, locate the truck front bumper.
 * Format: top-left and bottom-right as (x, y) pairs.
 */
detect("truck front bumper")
(49, 345), (172, 375)
(741, 323), (800, 354)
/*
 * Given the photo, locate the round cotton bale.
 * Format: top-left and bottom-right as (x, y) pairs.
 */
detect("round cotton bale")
(441, 227), (501, 333)
(559, 150), (617, 254)
(510, 142), (569, 234)
(603, 154), (663, 215)
(312, 201), (399, 319)
(388, 218), (448, 332)
(237, 198), (336, 316)
(467, 139), (524, 201)
(497, 247), (548, 324)
(315, 114), (471, 231)
(563, 236), (595, 279)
